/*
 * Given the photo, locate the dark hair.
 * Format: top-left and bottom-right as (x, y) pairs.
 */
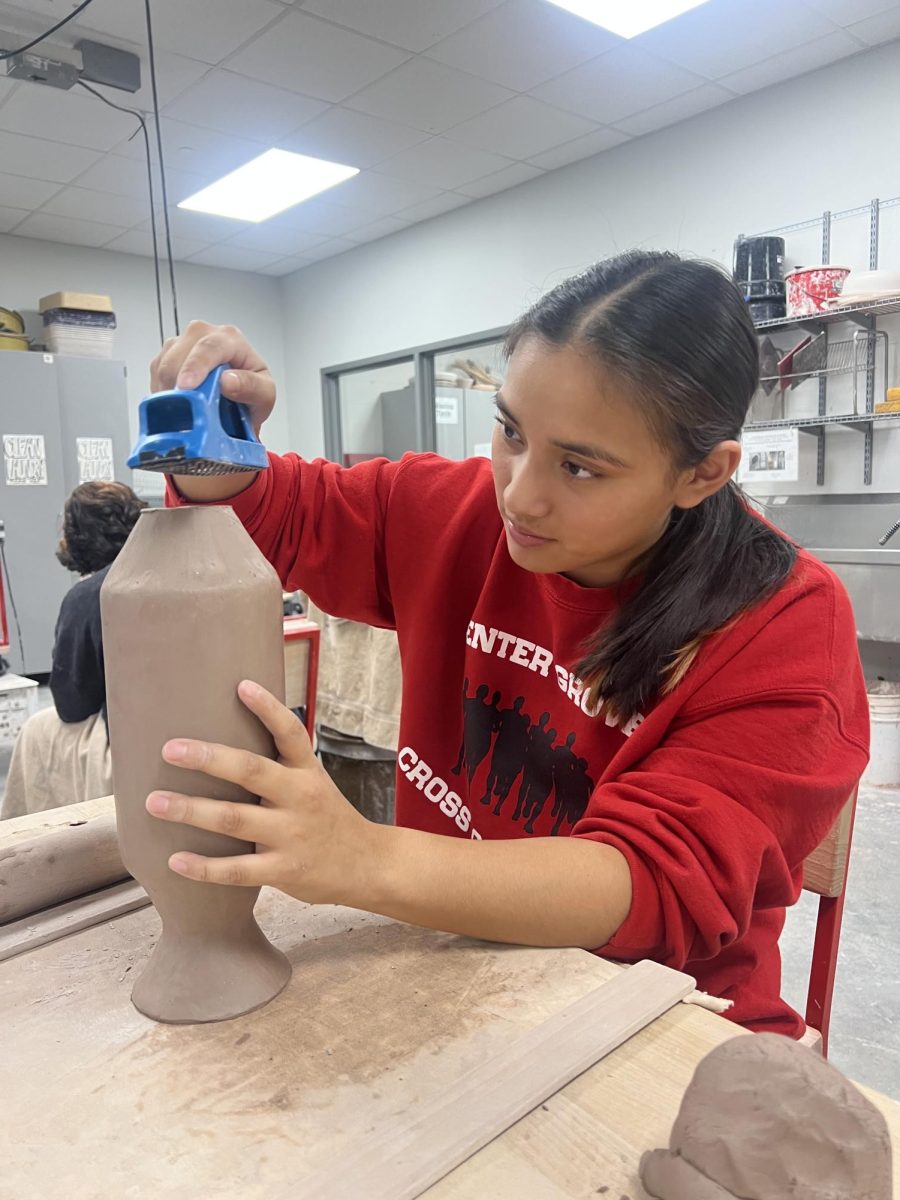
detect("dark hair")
(505, 249), (797, 721)
(56, 481), (147, 575)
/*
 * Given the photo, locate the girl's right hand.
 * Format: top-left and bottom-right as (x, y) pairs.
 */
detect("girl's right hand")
(150, 320), (275, 437)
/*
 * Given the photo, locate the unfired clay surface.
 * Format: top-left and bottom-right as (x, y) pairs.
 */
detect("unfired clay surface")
(101, 506), (291, 1023)
(640, 1033), (892, 1200)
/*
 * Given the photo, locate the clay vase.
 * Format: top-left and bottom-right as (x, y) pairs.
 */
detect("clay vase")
(100, 505), (292, 1023)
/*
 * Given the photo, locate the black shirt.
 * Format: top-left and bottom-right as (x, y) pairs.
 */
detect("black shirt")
(49, 564), (109, 724)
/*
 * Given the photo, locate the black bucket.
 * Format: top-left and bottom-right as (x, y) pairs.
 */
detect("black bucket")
(734, 236), (786, 302)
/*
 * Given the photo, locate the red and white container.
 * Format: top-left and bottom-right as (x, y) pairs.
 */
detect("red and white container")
(785, 266), (851, 317)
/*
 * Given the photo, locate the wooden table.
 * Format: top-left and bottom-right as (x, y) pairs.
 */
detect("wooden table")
(3, 890), (898, 1199)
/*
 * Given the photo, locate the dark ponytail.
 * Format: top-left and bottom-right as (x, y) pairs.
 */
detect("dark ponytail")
(506, 250), (797, 721)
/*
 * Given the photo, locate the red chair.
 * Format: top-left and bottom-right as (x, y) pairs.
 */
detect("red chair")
(800, 787), (859, 1056)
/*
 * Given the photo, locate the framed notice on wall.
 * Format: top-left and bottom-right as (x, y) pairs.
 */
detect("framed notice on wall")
(738, 427), (799, 483)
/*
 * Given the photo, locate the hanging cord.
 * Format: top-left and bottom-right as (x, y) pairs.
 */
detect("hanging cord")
(0, 535), (26, 671)
(77, 81), (165, 345)
(0, 0), (97, 59)
(144, 0), (180, 335)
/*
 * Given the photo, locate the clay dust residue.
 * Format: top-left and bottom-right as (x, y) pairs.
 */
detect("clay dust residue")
(110, 921), (517, 1120)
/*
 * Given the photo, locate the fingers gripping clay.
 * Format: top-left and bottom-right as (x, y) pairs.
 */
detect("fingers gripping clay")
(640, 1034), (892, 1200)
(101, 506), (291, 1023)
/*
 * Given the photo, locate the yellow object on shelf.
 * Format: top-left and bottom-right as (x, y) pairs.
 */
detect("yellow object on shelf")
(0, 331), (29, 351)
(874, 391), (900, 413)
(38, 291), (113, 314)
(0, 306), (25, 335)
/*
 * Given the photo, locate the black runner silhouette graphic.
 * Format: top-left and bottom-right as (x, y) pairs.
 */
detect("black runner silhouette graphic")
(453, 681), (600, 836)
(452, 681), (501, 786)
(481, 695), (530, 814)
(549, 734), (594, 835)
(513, 712), (557, 832)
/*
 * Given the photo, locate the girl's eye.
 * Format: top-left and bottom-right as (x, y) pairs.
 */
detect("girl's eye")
(494, 414), (519, 441)
(563, 461), (599, 480)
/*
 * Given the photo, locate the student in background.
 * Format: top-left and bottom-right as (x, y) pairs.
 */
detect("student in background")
(1, 481), (146, 819)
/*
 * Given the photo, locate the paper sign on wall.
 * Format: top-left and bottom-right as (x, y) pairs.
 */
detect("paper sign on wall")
(3, 434), (47, 486)
(77, 437), (115, 483)
(739, 427), (799, 483)
(435, 396), (459, 425)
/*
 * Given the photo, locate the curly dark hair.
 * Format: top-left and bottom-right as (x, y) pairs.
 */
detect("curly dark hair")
(56, 481), (147, 575)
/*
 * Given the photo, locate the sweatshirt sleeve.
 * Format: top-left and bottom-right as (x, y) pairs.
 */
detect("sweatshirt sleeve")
(49, 580), (106, 723)
(573, 566), (869, 968)
(166, 452), (405, 628)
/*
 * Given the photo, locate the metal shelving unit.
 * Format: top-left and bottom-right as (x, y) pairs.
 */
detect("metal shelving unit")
(741, 196), (900, 485)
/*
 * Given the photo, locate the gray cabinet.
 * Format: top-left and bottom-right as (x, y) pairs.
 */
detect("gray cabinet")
(0, 354), (131, 675)
(56, 358), (131, 493)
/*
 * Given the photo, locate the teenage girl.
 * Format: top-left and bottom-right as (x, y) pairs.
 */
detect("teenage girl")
(147, 251), (868, 1036)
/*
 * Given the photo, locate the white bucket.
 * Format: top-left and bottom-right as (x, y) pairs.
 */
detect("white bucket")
(863, 682), (900, 787)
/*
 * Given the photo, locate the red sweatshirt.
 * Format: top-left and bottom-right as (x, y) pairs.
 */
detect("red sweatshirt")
(169, 452), (868, 1035)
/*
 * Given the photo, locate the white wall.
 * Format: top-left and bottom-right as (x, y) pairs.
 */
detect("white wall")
(0, 234), (290, 490)
(279, 37), (900, 495)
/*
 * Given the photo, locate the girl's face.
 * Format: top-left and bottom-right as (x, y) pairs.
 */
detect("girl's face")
(491, 339), (737, 588)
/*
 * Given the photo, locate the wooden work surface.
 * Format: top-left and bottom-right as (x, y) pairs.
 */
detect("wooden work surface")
(3, 891), (899, 1199)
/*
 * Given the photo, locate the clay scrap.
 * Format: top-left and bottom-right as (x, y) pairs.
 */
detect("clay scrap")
(640, 1033), (892, 1200)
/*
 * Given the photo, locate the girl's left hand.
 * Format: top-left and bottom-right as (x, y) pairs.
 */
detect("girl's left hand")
(145, 680), (378, 906)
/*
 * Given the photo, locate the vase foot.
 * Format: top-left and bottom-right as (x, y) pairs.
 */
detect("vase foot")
(131, 921), (292, 1024)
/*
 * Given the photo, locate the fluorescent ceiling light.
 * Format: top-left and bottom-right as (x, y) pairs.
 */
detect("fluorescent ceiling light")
(178, 149), (359, 223)
(545, 0), (711, 38)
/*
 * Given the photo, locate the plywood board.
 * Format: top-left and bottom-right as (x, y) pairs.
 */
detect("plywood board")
(2, 892), (898, 1199)
(299, 960), (694, 1200)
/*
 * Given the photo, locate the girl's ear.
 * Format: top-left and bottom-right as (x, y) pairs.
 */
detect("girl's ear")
(673, 440), (742, 510)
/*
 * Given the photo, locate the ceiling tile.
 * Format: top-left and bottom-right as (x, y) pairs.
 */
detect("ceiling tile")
(375, 137), (514, 190)
(614, 82), (734, 136)
(804, 0), (899, 26)
(118, 52), (211, 112)
(637, 0), (837, 80)
(527, 126), (630, 170)
(70, 154), (207, 205)
(0, 206), (29, 234)
(533, 45), (706, 125)
(138, 208), (251, 243)
(718, 30), (863, 95)
(425, 0), (619, 91)
(343, 215), (411, 243)
(39, 185), (151, 227)
(455, 161), (544, 199)
(395, 192), (470, 222)
(226, 11), (409, 102)
(188, 245), (282, 271)
(163, 70), (327, 142)
(848, 6), (900, 44)
(277, 106), (428, 169)
(296, 237), (358, 261)
(298, 0), (505, 52)
(227, 217), (329, 256)
(324, 170), (443, 216)
(12, 212), (126, 247)
(103, 229), (211, 261)
(346, 58), (514, 134)
(0, 171), (62, 209)
(265, 196), (368, 236)
(257, 256), (316, 276)
(0, 131), (101, 184)
(116, 118), (265, 180)
(0, 83), (135, 151)
(76, 0), (286, 65)
(446, 95), (597, 160)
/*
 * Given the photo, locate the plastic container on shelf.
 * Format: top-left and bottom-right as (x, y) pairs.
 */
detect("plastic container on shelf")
(785, 266), (851, 317)
(863, 682), (900, 787)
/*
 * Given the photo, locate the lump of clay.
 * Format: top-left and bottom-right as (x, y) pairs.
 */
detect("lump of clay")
(640, 1033), (892, 1200)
